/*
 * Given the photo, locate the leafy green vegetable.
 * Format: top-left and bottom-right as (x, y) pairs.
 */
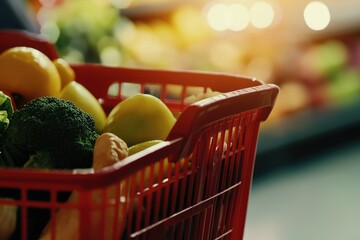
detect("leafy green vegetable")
(0, 91), (13, 137)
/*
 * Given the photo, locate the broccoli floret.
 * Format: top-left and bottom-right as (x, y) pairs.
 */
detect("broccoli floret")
(0, 96), (99, 170)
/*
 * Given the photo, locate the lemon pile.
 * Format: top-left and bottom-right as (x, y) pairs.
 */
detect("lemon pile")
(0, 46), (107, 132)
(0, 46), (181, 155)
(0, 47), (61, 103)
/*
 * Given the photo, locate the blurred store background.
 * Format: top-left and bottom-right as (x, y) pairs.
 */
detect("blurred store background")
(1, 0), (360, 239)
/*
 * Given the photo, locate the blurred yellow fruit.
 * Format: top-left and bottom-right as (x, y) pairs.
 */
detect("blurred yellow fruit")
(130, 140), (168, 189)
(0, 46), (61, 106)
(128, 140), (187, 190)
(128, 139), (164, 156)
(59, 81), (107, 133)
(184, 88), (222, 104)
(53, 58), (75, 88)
(103, 94), (176, 147)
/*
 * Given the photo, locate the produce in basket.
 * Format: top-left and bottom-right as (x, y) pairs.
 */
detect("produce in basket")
(92, 132), (128, 169)
(128, 139), (163, 156)
(128, 139), (166, 189)
(128, 140), (188, 188)
(0, 91), (13, 141)
(184, 87), (221, 104)
(53, 58), (75, 89)
(0, 92), (16, 239)
(103, 93), (176, 147)
(0, 96), (98, 169)
(0, 47), (61, 107)
(0, 95), (101, 239)
(59, 81), (107, 133)
(0, 46), (106, 133)
(0, 203), (17, 240)
(40, 132), (129, 240)
(54, 57), (107, 133)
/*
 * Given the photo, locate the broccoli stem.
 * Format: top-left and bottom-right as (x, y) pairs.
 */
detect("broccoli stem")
(23, 152), (54, 169)
(0, 143), (29, 168)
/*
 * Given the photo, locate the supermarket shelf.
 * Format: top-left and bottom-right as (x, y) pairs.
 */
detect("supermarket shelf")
(254, 97), (360, 178)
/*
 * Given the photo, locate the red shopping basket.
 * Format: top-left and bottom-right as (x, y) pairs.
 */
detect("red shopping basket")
(0, 30), (279, 240)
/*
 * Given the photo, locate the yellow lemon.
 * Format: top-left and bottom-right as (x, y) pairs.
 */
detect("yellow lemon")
(0, 46), (61, 106)
(128, 140), (188, 190)
(128, 139), (164, 156)
(53, 58), (75, 88)
(59, 81), (107, 133)
(128, 140), (169, 189)
(103, 94), (176, 147)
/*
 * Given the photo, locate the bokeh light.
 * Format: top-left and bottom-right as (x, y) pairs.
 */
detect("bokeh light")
(206, 3), (250, 32)
(304, 1), (331, 31)
(109, 0), (132, 9)
(206, 3), (231, 31)
(250, 1), (275, 29)
(100, 46), (122, 66)
(229, 4), (250, 31)
(40, 21), (60, 43)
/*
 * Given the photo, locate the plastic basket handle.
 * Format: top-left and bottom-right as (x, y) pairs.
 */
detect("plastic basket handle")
(167, 84), (279, 162)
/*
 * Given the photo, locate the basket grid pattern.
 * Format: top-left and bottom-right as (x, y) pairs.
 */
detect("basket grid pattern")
(0, 110), (259, 240)
(120, 111), (257, 239)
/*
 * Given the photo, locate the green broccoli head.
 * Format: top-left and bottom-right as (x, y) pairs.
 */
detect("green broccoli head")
(1, 96), (99, 170)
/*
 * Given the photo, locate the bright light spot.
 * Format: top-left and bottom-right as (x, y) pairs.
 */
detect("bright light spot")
(107, 82), (120, 97)
(110, 0), (132, 9)
(304, 1), (331, 31)
(229, 4), (250, 31)
(100, 46), (121, 66)
(206, 3), (250, 31)
(206, 3), (232, 31)
(40, 21), (60, 43)
(62, 50), (84, 64)
(172, 7), (211, 43)
(250, 2), (275, 29)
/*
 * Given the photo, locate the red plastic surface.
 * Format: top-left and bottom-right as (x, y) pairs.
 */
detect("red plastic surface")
(0, 30), (279, 240)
